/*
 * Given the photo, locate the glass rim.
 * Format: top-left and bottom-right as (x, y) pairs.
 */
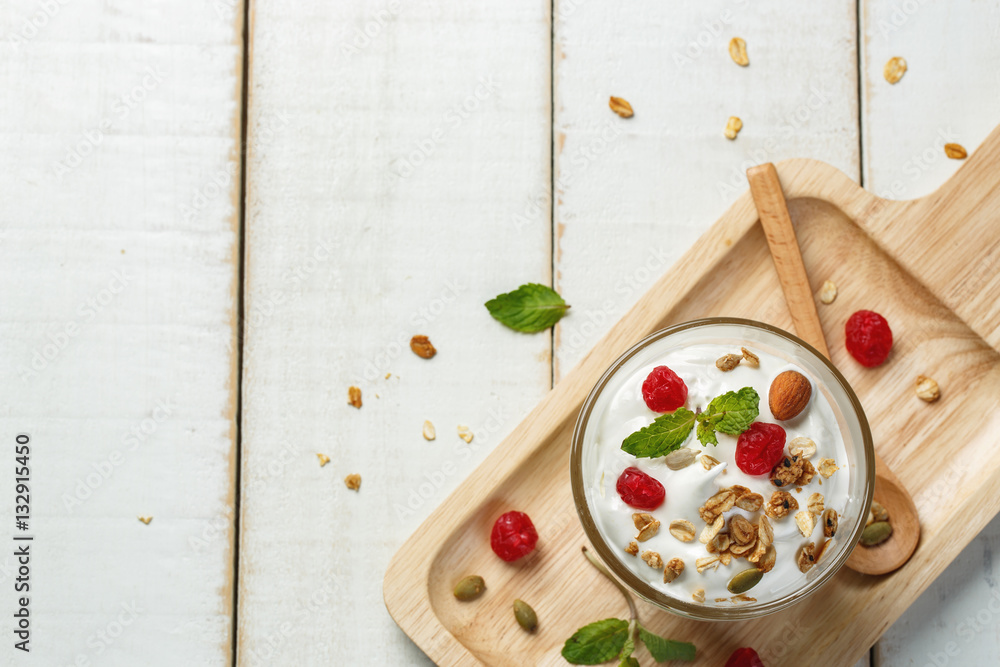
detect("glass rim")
(569, 317), (875, 620)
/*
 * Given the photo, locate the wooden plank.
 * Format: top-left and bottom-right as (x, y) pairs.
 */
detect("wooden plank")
(237, 0), (552, 663)
(0, 1), (243, 664)
(552, 0), (861, 379)
(861, 1), (1000, 664)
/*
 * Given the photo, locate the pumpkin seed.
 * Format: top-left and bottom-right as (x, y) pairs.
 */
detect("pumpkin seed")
(453, 575), (486, 601)
(727, 568), (763, 594)
(513, 599), (538, 632)
(860, 521), (892, 546)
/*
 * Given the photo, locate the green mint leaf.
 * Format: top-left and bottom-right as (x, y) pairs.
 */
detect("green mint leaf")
(702, 387), (759, 436)
(485, 283), (570, 333)
(561, 618), (629, 665)
(617, 632), (635, 667)
(621, 408), (696, 458)
(638, 625), (697, 662)
(696, 420), (718, 447)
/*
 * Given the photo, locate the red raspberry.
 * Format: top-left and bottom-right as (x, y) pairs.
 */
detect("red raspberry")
(735, 422), (786, 475)
(490, 511), (538, 562)
(725, 647), (764, 667)
(641, 365), (688, 413)
(845, 310), (893, 367)
(615, 467), (665, 510)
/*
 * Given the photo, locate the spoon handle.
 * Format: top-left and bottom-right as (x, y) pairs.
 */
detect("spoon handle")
(746, 163), (830, 358)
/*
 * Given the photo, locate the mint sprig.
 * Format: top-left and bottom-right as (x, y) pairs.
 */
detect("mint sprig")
(561, 548), (696, 664)
(485, 283), (570, 333)
(621, 387), (760, 458)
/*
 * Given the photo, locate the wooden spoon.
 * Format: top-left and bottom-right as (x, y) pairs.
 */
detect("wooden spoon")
(747, 163), (919, 576)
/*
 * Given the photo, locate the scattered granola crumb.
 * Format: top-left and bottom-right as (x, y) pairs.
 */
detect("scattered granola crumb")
(384, 372), (391, 379)
(317, 453), (330, 467)
(641, 550), (664, 570)
(795, 511), (816, 537)
(457, 425), (474, 443)
(765, 491), (799, 519)
(344, 473), (361, 491)
(348, 386), (362, 408)
(817, 458), (839, 478)
(716, 353), (742, 372)
(819, 280), (838, 304)
(663, 558), (684, 583)
(724, 115), (743, 140)
(668, 519), (696, 543)
(625, 541), (639, 556)
(692, 587), (705, 603)
(883, 56), (907, 84)
(422, 420), (436, 441)
(410, 335), (437, 359)
(740, 347), (760, 368)
(915, 375), (941, 402)
(797, 543), (817, 572)
(609, 96), (634, 118)
(700, 454), (721, 470)
(138, 516), (152, 525)
(944, 143), (968, 160)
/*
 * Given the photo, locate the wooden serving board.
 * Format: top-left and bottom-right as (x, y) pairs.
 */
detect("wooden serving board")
(384, 124), (1000, 666)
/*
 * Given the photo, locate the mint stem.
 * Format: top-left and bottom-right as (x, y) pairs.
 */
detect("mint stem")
(581, 546), (637, 621)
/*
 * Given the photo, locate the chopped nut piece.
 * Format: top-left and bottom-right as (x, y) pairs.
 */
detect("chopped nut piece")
(915, 375), (941, 402)
(822, 509), (839, 537)
(696, 555), (721, 573)
(138, 516), (153, 525)
(789, 436), (817, 460)
(665, 448), (698, 470)
(795, 511), (816, 537)
(636, 519), (661, 542)
(797, 543), (817, 572)
(625, 541), (639, 556)
(422, 420), (436, 441)
(716, 354), (742, 372)
(944, 143), (968, 160)
(348, 386), (363, 408)
(817, 458), (839, 478)
(699, 515), (725, 544)
(729, 515), (755, 545)
(872, 501), (889, 522)
(735, 493), (764, 512)
(317, 453), (331, 467)
(724, 116), (743, 140)
(663, 558), (685, 583)
(669, 519), (697, 543)
(410, 335), (437, 359)
(741, 347), (760, 368)
(692, 587), (705, 603)
(883, 56), (907, 84)
(729, 37), (749, 66)
(609, 96), (634, 118)
(641, 550), (664, 570)
(633, 513), (655, 530)
(699, 489), (736, 522)
(700, 454), (721, 471)
(344, 473), (361, 490)
(806, 492), (825, 516)
(765, 491), (799, 519)
(819, 280), (838, 304)
(457, 425), (474, 443)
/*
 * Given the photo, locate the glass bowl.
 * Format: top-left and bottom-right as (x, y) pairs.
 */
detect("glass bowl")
(570, 318), (874, 620)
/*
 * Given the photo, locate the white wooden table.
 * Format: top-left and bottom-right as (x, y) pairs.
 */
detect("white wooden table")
(2, 1), (999, 665)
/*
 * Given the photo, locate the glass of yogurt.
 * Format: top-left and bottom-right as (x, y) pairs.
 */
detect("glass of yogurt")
(571, 318), (874, 620)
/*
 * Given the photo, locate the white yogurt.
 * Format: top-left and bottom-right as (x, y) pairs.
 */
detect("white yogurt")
(586, 342), (850, 606)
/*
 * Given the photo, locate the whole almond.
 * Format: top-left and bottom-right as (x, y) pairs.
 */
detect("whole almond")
(768, 370), (812, 420)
